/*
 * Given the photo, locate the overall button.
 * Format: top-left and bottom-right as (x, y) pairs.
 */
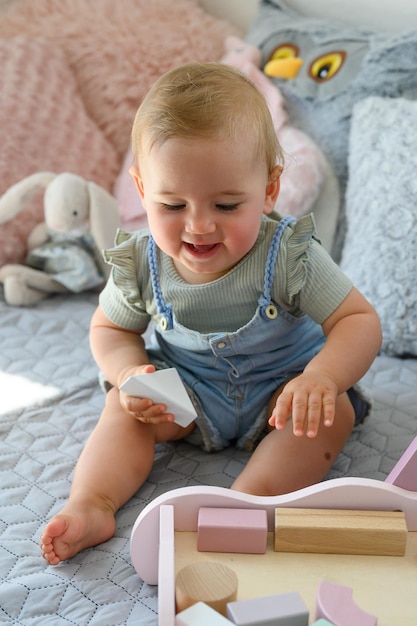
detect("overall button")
(217, 341), (227, 349)
(265, 304), (278, 319)
(160, 317), (168, 330)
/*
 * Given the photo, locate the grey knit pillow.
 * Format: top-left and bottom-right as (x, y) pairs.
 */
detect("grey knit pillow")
(341, 96), (417, 356)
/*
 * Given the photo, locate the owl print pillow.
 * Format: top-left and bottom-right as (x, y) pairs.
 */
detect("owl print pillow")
(246, 0), (417, 260)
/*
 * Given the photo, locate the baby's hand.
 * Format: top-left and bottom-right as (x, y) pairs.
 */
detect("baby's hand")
(269, 372), (338, 438)
(120, 364), (175, 425)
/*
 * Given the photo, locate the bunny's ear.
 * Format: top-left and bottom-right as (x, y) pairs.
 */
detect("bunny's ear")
(0, 172), (56, 224)
(87, 181), (120, 277)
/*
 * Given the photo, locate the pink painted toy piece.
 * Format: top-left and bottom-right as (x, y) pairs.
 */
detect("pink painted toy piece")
(175, 601), (234, 626)
(385, 435), (417, 491)
(197, 507), (267, 554)
(226, 591), (308, 626)
(158, 505), (175, 625)
(130, 478), (417, 585)
(315, 581), (377, 626)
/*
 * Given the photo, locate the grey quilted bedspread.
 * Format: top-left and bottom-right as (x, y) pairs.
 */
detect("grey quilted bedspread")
(1, 292), (416, 625)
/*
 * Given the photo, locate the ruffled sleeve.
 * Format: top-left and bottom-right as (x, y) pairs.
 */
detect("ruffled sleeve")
(99, 229), (152, 330)
(275, 214), (353, 324)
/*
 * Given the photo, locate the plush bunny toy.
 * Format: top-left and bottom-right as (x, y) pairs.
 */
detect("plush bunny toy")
(0, 172), (120, 306)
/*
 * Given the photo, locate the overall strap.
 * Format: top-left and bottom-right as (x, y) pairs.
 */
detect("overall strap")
(148, 235), (174, 329)
(258, 215), (295, 316)
(148, 215), (296, 327)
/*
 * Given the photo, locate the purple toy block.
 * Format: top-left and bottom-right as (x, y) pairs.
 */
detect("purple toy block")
(226, 591), (309, 626)
(385, 435), (417, 491)
(315, 581), (377, 626)
(197, 507), (267, 554)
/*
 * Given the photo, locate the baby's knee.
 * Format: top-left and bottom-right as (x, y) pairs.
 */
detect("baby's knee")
(335, 392), (355, 432)
(104, 386), (123, 412)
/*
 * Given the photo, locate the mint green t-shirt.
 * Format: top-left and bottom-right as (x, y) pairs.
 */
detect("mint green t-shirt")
(99, 214), (352, 334)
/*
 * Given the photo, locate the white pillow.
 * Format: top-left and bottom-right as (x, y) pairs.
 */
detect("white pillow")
(341, 96), (417, 356)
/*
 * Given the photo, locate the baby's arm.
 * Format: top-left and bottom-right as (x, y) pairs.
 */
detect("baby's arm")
(90, 305), (174, 424)
(269, 287), (382, 438)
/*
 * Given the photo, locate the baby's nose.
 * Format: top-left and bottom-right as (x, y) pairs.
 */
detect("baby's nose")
(185, 212), (216, 234)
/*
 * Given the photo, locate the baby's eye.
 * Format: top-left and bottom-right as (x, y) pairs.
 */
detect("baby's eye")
(216, 203), (239, 212)
(161, 203), (185, 211)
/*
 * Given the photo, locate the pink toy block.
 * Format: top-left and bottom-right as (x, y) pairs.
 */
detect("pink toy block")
(197, 507), (267, 554)
(176, 601), (233, 625)
(385, 435), (417, 491)
(226, 591), (309, 626)
(158, 505), (176, 625)
(315, 581), (377, 626)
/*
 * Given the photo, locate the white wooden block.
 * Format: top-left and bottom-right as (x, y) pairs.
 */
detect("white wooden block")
(176, 601), (234, 625)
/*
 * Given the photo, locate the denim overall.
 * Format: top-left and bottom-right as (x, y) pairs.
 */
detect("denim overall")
(147, 216), (326, 452)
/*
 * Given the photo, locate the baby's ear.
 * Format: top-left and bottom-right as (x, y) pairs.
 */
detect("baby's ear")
(263, 165), (282, 214)
(129, 165), (145, 199)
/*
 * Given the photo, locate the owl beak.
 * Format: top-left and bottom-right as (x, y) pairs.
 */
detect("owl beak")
(263, 57), (303, 79)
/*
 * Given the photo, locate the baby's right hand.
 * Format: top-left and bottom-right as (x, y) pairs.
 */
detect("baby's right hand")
(119, 364), (175, 425)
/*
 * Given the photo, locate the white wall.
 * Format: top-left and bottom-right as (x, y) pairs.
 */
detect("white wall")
(199, 0), (417, 35)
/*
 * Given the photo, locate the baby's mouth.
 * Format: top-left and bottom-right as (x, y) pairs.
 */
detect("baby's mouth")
(184, 242), (219, 254)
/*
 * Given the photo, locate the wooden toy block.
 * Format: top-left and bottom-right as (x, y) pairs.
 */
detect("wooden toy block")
(226, 591), (309, 626)
(197, 507), (268, 554)
(175, 561), (238, 616)
(274, 507), (407, 556)
(315, 580), (377, 626)
(311, 620), (335, 625)
(175, 601), (234, 626)
(158, 505), (175, 625)
(385, 434), (417, 491)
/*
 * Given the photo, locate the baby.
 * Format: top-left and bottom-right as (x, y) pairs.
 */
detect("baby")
(41, 62), (382, 565)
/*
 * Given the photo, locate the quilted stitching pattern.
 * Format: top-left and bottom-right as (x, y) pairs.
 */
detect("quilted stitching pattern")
(0, 292), (416, 624)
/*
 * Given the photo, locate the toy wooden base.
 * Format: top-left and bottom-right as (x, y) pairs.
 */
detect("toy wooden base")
(175, 531), (417, 625)
(130, 477), (417, 625)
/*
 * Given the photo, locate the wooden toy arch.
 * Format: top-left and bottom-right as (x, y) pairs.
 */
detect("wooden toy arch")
(130, 476), (417, 585)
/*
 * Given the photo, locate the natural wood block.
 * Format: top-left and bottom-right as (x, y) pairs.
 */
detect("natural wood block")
(274, 508), (407, 556)
(175, 561), (238, 616)
(197, 507), (268, 554)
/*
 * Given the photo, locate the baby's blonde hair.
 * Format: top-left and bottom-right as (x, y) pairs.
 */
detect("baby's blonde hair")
(131, 62), (283, 176)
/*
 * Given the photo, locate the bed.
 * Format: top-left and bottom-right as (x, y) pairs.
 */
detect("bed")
(1, 1), (417, 624)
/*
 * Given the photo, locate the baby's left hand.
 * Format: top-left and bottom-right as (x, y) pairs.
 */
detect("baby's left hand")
(269, 372), (338, 438)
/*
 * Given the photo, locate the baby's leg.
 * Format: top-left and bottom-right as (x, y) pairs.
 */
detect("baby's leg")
(41, 387), (193, 564)
(231, 392), (354, 496)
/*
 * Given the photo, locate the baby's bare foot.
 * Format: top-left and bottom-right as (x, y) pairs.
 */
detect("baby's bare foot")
(40, 501), (116, 565)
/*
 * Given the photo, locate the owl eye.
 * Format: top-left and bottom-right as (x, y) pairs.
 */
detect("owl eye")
(269, 43), (299, 61)
(308, 51), (346, 82)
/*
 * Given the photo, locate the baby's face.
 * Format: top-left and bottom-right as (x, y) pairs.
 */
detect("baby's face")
(133, 136), (280, 284)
